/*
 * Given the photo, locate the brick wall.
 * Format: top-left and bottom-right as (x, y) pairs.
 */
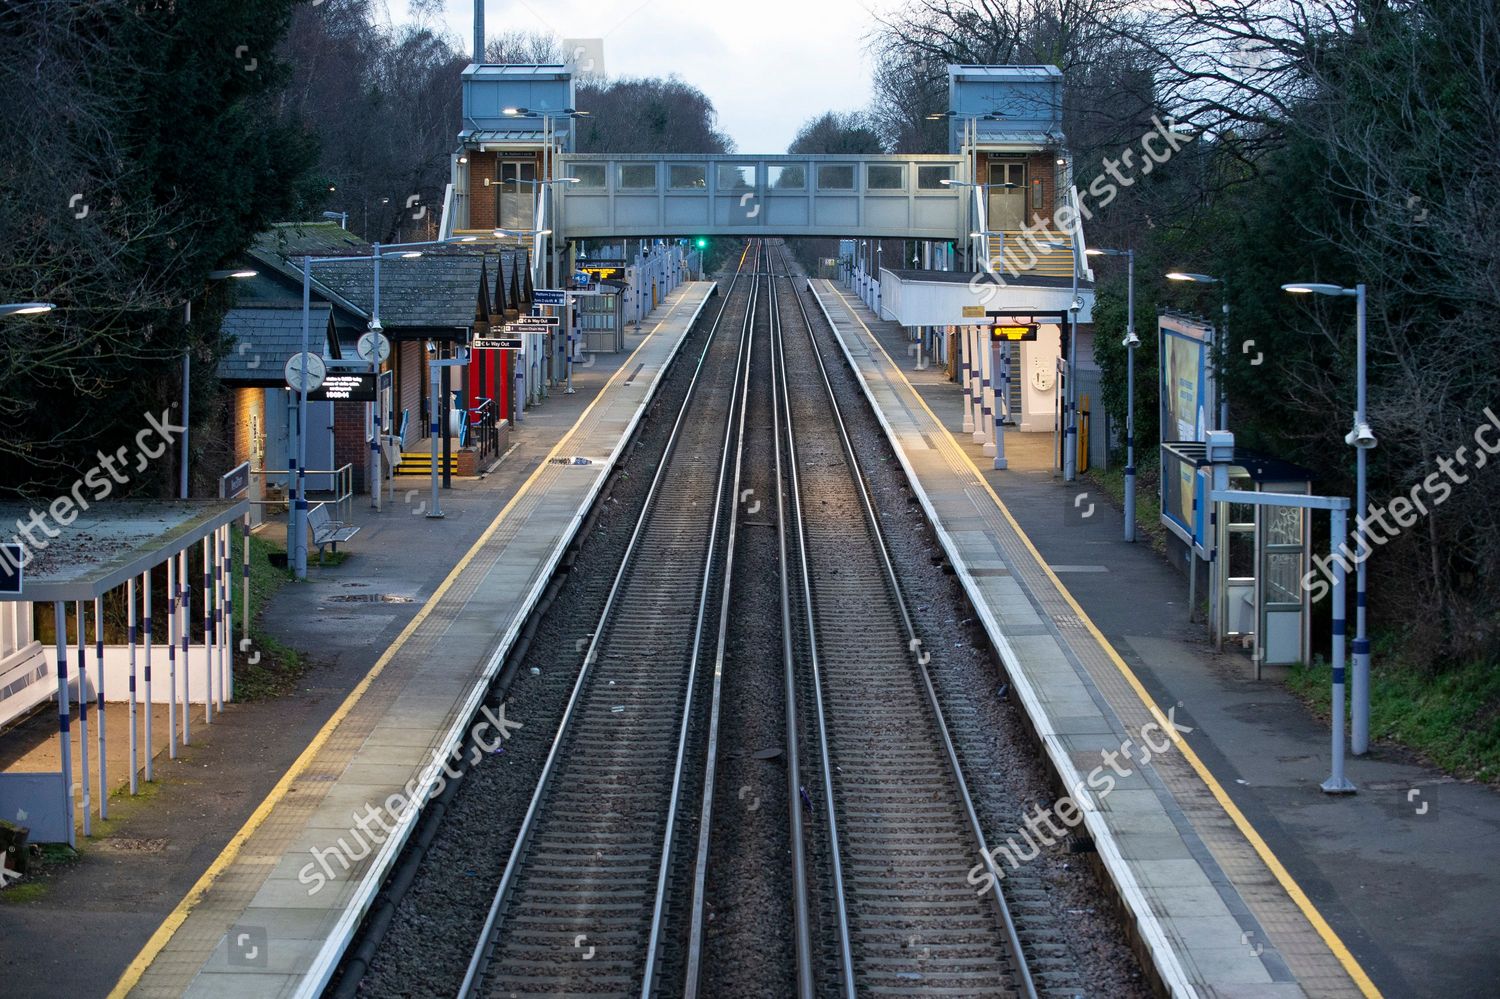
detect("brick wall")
(229, 388), (258, 469)
(333, 401), (366, 489)
(979, 151), (1065, 229)
(463, 150), (544, 232)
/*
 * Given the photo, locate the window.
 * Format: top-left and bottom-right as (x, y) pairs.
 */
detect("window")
(1031, 176), (1044, 210)
(669, 164), (706, 189)
(496, 161), (536, 231)
(817, 164), (855, 190)
(571, 163), (606, 189)
(917, 165), (952, 190)
(619, 163), (656, 189)
(867, 164), (905, 190)
(768, 164), (805, 189)
(717, 164), (755, 189)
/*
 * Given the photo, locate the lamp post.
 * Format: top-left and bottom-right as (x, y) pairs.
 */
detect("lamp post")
(1167, 271), (1230, 432)
(1284, 280), (1373, 755)
(181, 269), (257, 499)
(1089, 247), (1138, 540)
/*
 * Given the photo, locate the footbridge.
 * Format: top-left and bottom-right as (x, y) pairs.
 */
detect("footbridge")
(552, 153), (968, 241)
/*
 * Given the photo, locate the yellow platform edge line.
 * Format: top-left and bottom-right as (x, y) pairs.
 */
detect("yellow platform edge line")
(821, 281), (1382, 999)
(107, 284), (712, 999)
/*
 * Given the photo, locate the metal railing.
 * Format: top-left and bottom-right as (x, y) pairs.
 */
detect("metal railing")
(468, 397), (501, 461)
(247, 464), (354, 524)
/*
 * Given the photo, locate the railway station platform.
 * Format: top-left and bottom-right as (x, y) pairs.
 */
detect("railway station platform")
(108, 281), (717, 998)
(807, 278), (1382, 998)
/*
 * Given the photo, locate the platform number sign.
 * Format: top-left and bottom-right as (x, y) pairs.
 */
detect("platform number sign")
(0, 543), (22, 595)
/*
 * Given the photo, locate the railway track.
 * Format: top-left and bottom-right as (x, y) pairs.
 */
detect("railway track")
(456, 240), (1040, 997)
(459, 243), (762, 998)
(769, 243), (1039, 997)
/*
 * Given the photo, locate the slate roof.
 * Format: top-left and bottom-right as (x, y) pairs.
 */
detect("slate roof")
(253, 221), (370, 259)
(308, 253), (488, 330)
(218, 303), (335, 384)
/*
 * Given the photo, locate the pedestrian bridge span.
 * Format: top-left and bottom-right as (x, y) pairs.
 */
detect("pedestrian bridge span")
(552, 153), (968, 241)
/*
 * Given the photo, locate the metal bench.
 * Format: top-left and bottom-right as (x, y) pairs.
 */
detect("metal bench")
(307, 502), (359, 562)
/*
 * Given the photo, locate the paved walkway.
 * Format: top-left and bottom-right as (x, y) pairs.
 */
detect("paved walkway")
(809, 279), (1394, 998)
(108, 282), (717, 999)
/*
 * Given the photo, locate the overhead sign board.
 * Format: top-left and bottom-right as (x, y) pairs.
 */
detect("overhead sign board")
(473, 336), (523, 350)
(990, 324), (1038, 341)
(532, 289), (568, 306)
(0, 543), (23, 595)
(309, 372), (377, 402)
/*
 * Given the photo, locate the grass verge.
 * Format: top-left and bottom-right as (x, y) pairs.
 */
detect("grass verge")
(1288, 654), (1500, 783)
(230, 528), (311, 701)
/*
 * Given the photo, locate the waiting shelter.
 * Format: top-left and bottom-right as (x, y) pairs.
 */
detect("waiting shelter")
(0, 499), (249, 846)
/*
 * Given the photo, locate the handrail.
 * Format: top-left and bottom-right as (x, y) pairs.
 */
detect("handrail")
(250, 463), (354, 522)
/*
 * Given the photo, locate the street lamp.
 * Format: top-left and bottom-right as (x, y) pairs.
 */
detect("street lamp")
(0, 302), (57, 317)
(321, 210), (349, 229)
(503, 109), (590, 287)
(180, 269), (258, 499)
(1283, 280), (1373, 754)
(1166, 271), (1230, 431)
(1089, 247), (1138, 539)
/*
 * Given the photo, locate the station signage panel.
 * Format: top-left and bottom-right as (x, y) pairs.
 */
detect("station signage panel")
(961, 305), (986, 318)
(308, 372), (377, 402)
(990, 324), (1038, 341)
(473, 335), (523, 350)
(512, 314), (560, 327)
(533, 289), (568, 306)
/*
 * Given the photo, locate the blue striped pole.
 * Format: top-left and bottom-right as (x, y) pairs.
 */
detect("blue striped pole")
(180, 549), (190, 745)
(53, 603), (75, 847)
(1323, 506), (1356, 793)
(166, 554), (177, 758)
(202, 536), (213, 724)
(94, 597), (106, 819)
(143, 571), (154, 780)
(128, 577), (138, 795)
(76, 602), (90, 837)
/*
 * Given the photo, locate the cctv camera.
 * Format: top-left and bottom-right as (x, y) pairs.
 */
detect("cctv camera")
(1122, 331), (1141, 348)
(425, 340), (437, 356)
(1345, 419), (1377, 450)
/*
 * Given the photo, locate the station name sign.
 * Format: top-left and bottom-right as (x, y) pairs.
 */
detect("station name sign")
(308, 372), (377, 401)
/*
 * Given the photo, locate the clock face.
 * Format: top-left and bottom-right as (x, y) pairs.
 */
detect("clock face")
(358, 331), (391, 363)
(284, 352), (327, 392)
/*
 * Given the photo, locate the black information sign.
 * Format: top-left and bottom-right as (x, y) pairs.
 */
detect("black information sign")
(308, 372), (378, 402)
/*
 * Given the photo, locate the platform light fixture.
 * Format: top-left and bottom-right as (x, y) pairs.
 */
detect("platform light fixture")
(1283, 278), (1374, 754)
(0, 302), (57, 317)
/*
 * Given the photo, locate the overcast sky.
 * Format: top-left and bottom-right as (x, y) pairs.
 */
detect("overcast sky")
(385, 0), (879, 151)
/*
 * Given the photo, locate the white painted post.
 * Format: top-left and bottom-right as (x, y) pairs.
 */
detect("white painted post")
(960, 324), (975, 433)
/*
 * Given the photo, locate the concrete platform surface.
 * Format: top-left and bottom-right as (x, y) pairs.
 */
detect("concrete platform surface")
(108, 282), (717, 999)
(809, 279), (1384, 999)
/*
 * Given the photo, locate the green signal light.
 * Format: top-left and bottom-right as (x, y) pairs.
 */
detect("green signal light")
(695, 238), (708, 248)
